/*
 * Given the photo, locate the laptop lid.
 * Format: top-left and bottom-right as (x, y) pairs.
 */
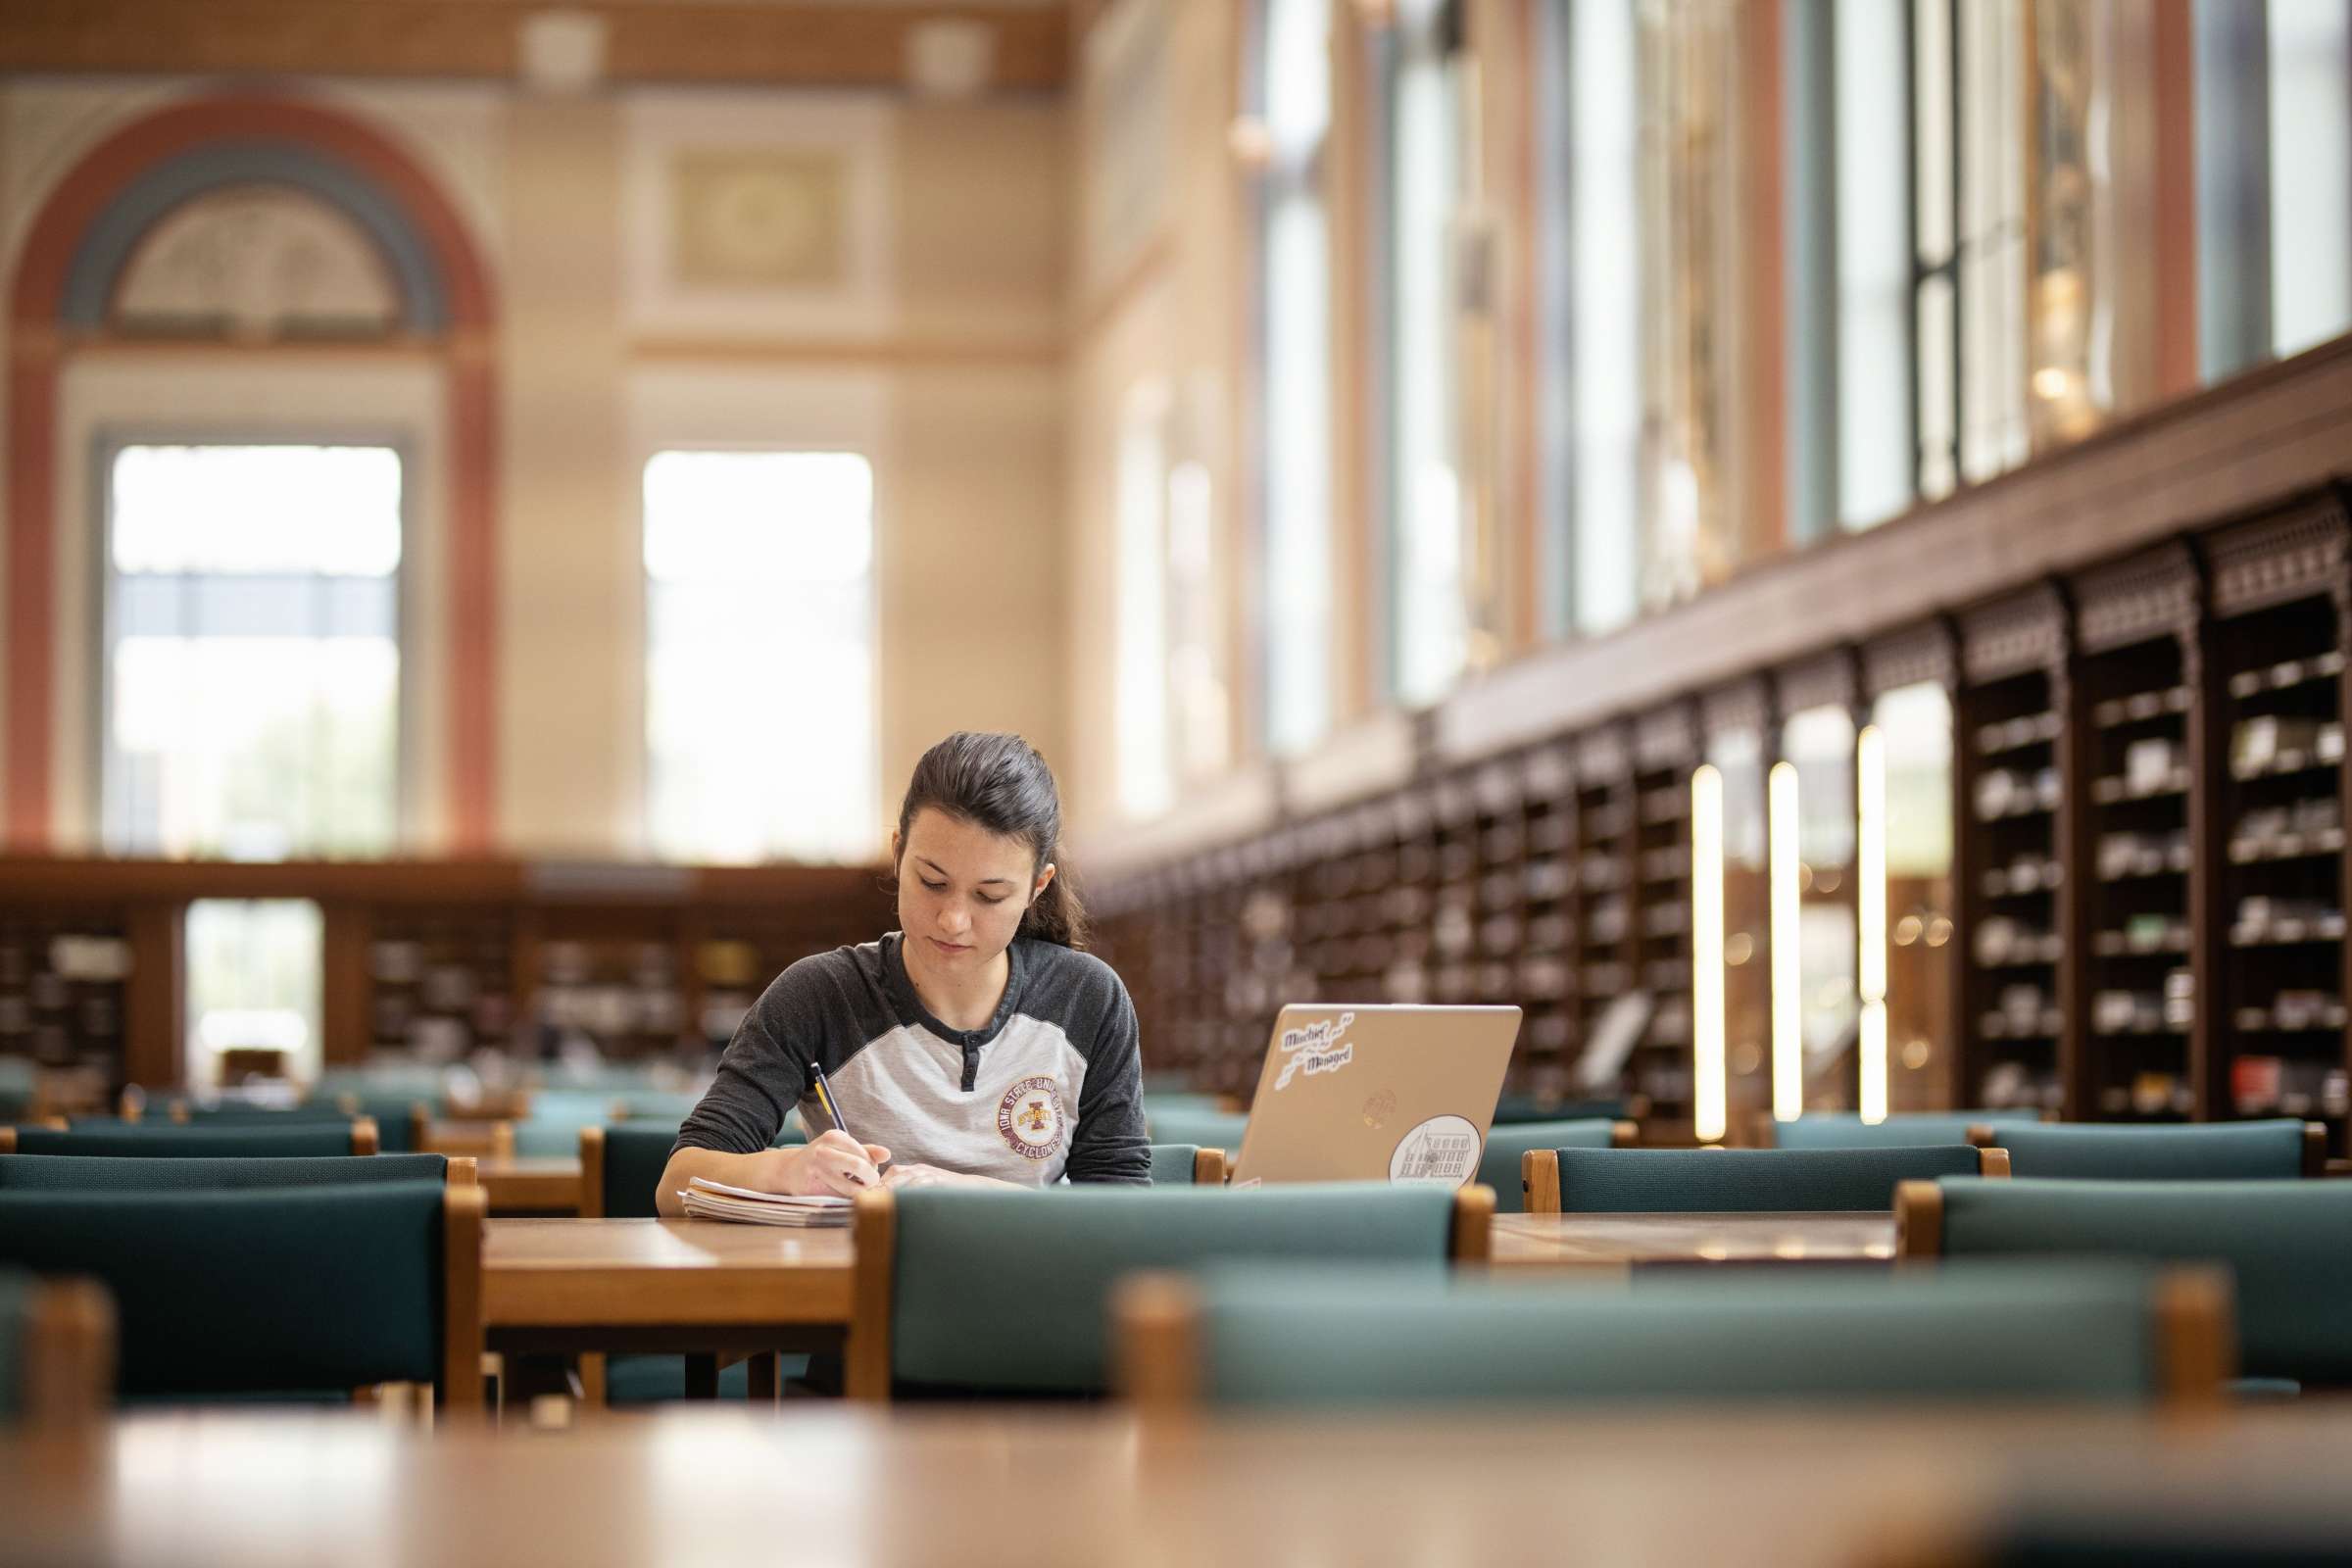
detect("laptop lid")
(1228, 1004), (1522, 1188)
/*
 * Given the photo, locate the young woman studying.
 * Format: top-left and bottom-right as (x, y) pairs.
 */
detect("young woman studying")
(656, 731), (1151, 1214)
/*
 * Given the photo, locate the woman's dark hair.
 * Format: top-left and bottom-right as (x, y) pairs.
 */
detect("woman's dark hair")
(895, 731), (1087, 949)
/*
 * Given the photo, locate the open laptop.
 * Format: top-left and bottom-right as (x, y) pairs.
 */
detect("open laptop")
(1227, 1003), (1522, 1189)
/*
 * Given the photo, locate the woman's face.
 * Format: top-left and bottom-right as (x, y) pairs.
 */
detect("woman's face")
(894, 806), (1054, 974)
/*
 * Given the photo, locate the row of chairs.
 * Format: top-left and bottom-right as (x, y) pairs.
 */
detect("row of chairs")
(5, 1104), (2345, 1412)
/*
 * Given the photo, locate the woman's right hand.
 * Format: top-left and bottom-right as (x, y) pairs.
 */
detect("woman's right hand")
(761, 1129), (892, 1199)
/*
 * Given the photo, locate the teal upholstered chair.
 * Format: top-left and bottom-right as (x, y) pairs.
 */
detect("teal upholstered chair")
(513, 1090), (621, 1157)
(1775, 1111), (2040, 1151)
(1995, 1120), (2322, 1180)
(0, 1180), (483, 1407)
(328, 1094), (425, 1153)
(1147, 1143), (1228, 1185)
(1531, 1144), (2001, 1213)
(607, 1089), (705, 1123)
(1491, 1095), (1628, 1125)
(5, 1122), (379, 1158)
(1900, 1177), (2352, 1388)
(1481, 1119), (1625, 1213)
(1117, 1258), (2224, 1409)
(0, 1057), (38, 1120)
(577, 1123), (766, 1404)
(172, 1104), (357, 1123)
(0, 1266), (112, 1423)
(849, 1182), (1486, 1399)
(0, 1153), (453, 1191)
(1143, 1105), (1250, 1152)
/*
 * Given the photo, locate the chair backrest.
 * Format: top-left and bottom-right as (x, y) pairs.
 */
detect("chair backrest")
(1148, 1144), (1200, 1184)
(1143, 1144), (1228, 1186)
(1142, 1105), (1250, 1152)
(1536, 1144), (1995, 1213)
(332, 1094), (425, 1153)
(0, 1268), (113, 1423)
(607, 1090), (704, 1122)
(582, 1123), (687, 1219)
(4, 1122), (376, 1158)
(1480, 1120), (1625, 1212)
(1491, 1095), (1628, 1125)
(1118, 1258), (2227, 1410)
(0, 1181), (482, 1405)
(1775, 1113), (2025, 1151)
(1901, 1177), (2352, 1384)
(0, 1153), (454, 1191)
(851, 1182), (1487, 1399)
(1995, 1120), (2320, 1180)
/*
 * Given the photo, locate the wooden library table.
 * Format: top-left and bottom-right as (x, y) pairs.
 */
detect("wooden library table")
(1491, 1211), (1898, 1269)
(481, 1217), (854, 1355)
(477, 1157), (585, 1215)
(8, 1402), (2351, 1567)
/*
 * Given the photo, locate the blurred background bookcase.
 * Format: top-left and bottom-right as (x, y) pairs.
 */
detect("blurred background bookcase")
(1096, 485), (2352, 1152)
(0, 859), (886, 1108)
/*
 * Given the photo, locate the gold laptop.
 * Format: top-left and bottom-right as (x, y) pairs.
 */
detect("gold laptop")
(1227, 1004), (1522, 1188)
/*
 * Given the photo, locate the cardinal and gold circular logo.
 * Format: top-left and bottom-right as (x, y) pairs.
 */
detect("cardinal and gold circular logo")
(996, 1075), (1066, 1160)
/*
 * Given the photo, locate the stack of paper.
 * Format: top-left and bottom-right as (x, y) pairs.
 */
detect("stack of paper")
(678, 1176), (853, 1228)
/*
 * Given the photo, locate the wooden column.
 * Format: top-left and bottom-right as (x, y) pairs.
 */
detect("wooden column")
(122, 902), (183, 1090)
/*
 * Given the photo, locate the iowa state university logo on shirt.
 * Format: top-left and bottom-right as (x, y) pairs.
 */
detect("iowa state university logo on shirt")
(996, 1075), (1066, 1160)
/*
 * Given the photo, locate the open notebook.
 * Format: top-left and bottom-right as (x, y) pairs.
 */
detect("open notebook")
(678, 1176), (852, 1228)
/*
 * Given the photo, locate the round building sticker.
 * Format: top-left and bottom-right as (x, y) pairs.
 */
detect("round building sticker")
(1389, 1114), (1482, 1188)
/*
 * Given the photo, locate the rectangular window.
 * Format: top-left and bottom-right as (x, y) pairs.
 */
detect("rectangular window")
(1836, 0), (1916, 529)
(102, 444), (402, 859)
(1569, 0), (1643, 635)
(1260, 0), (1336, 755)
(2269, 0), (2352, 360)
(1115, 388), (1174, 820)
(643, 450), (878, 863)
(1389, 0), (1469, 704)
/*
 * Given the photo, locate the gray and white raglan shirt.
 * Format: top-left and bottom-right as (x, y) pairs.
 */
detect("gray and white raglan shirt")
(672, 934), (1151, 1185)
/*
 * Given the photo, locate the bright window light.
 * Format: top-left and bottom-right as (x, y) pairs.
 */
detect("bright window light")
(1691, 764), (1727, 1143)
(1768, 760), (1802, 1121)
(185, 899), (322, 1091)
(104, 445), (402, 859)
(1857, 724), (1888, 1123)
(643, 450), (878, 864)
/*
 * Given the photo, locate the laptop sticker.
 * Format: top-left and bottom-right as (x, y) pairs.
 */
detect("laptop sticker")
(1273, 1009), (1358, 1090)
(1389, 1114), (1481, 1187)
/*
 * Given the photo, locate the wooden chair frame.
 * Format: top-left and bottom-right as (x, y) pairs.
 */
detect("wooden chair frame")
(1522, 1146), (2011, 1215)
(416, 1106), (514, 1160)
(847, 1183), (1495, 1401)
(0, 1119), (387, 1156)
(1110, 1254), (2233, 1413)
(20, 1277), (114, 1425)
(1193, 1148), (1227, 1186)
(441, 1181), (488, 1413)
(576, 1126), (611, 1405)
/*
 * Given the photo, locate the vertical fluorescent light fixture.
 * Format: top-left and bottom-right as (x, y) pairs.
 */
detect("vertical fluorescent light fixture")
(1856, 724), (1889, 1123)
(1768, 760), (1802, 1121)
(1690, 764), (1727, 1143)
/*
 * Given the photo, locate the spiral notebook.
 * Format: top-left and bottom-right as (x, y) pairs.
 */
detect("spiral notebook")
(678, 1176), (853, 1228)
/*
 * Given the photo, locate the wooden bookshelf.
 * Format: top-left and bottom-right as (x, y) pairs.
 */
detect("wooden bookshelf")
(0, 859), (886, 1094)
(2205, 493), (2352, 1143)
(2068, 546), (2203, 1122)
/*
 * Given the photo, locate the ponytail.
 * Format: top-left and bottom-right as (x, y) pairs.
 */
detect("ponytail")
(1019, 860), (1089, 949)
